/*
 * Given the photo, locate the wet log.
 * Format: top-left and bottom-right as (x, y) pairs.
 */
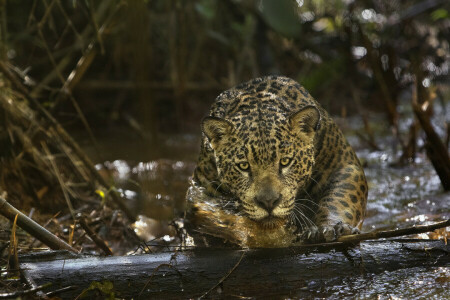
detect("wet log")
(20, 239), (449, 299)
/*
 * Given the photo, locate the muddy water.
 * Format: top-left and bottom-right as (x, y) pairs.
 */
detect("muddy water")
(90, 116), (449, 299)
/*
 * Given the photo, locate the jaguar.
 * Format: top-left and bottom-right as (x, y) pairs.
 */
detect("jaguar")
(186, 75), (367, 247)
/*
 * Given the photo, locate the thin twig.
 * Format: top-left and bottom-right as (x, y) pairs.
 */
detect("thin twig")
(88, 0), (105, 54)
(78, 215), (113, 256)
(26, 0), (38, 28)
(35, 3), (102, 163)
(55, 0), (83, 47)
(45, 285), (77, 297)
(41, 141), (75, 219)
(37, 23), (65, 84)
(138, 263), (182, 298)
(0, 283), (52, 299)
(38, 0), (57, 33)
(50, 128), (91, 183)
(199, 251), (246, 299)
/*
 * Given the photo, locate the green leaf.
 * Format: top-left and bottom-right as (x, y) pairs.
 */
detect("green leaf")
(79, 280), (116, 299)
(431, 9), (448, 21)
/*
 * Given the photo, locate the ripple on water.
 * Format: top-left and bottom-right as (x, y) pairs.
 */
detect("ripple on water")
(325, 267), (450, 299)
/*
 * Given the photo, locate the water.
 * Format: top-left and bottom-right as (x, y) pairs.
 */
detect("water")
(325, 266), (450, 299)
(361, 149), (449, 233)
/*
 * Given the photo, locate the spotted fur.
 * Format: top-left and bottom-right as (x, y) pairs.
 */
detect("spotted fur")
(190, 76), (367, 243)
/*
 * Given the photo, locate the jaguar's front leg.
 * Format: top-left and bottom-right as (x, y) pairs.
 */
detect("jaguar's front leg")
(302, 166), (367, 243)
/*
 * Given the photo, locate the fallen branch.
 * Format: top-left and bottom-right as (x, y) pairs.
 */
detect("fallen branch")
(336, 219), (450, 244)
(199, 251), (246, 299)
(0, 197), (78, 253)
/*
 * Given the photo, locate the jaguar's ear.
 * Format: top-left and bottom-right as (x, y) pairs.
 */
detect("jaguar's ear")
(202, 116), (234, 147)
(289, 106), (321, 135)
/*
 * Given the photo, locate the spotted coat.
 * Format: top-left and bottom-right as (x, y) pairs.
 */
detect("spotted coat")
(191, 76), (367, 243)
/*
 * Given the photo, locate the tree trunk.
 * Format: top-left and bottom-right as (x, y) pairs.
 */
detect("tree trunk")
(19, 239), (450, 299)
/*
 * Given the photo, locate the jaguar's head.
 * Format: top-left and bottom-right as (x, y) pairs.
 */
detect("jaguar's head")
(202, 105), (320, 229)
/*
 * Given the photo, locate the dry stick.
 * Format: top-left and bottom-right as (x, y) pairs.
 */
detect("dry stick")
(0, 197), (78, 253)
(0, 62), (136, 221)
(336, 219), (450, 244)
(78, 215), (113, 256)
(29, 211), (60, 249)
(199, 251), (246, 299)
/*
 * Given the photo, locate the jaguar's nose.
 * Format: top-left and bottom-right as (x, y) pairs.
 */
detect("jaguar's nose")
(254, 193), (281, 213)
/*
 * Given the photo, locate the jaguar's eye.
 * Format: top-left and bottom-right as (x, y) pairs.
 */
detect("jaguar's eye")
(237, 162), (250, 171)
(280, 157), (292, 167)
